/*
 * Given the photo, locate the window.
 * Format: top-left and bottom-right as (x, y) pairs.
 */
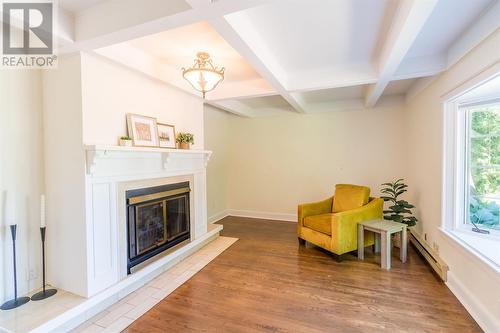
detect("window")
(462, 103), (500, 232)
(442, 72), (500, 270)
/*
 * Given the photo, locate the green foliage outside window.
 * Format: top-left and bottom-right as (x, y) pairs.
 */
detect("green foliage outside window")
(468, 106), (500, 229)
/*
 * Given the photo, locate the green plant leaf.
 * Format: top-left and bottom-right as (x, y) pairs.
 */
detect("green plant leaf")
(395, 189), (407, 196)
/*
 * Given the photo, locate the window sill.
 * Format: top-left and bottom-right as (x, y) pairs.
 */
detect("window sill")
(440, 228), (500, 274)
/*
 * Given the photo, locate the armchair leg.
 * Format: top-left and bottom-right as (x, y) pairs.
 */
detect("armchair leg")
(298, 237), (306, 245)
(335, 254), (343, 263)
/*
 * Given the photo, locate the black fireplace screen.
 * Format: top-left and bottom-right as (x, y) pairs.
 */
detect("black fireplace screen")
(126, 182), (190, 273)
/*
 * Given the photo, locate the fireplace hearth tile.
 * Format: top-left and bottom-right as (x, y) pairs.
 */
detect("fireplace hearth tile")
(94, 302), (135, 327)
(103, 316), (134, 333)
(71, 236), (238, 333)
(123, 298), (160, 320)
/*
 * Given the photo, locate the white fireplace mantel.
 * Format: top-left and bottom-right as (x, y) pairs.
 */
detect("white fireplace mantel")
(85, 145), (212, 176)
(47, 144), (214, 299)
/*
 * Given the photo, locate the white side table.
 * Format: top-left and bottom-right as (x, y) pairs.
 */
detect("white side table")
(357, 219), (407, 269)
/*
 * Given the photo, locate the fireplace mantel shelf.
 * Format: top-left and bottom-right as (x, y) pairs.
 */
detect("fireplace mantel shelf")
(85, 144), (212, 155)
(84, 145), (212, 175)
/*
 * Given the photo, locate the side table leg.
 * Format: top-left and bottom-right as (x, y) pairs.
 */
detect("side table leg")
(357, 224), (364, 260)
(374, 233), (380, 253)
(381, 231), (391, 269)
(400, 227), (407, 263)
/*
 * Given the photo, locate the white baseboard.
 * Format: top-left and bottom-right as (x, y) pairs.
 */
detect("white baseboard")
(227, 209), (297, 222)
(446, 271), (500, 333)
(208, 210), (230, 224)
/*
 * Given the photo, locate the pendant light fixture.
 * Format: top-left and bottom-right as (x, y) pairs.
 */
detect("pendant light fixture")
(182, 52), (225, 99)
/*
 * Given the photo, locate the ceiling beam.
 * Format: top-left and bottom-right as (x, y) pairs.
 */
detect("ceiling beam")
(205, 100), (254, 118)
(286, 65), (379, 92)
(206, 79), (276, 101)
(209, 90), (279, 103)
(207, 13), (307, 113)
(364, 0), (438, 108)
(60, 0), (275, 54)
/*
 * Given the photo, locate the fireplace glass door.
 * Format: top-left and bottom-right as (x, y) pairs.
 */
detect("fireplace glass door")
(135, 200), (167, 255)
(127, 182), (191, 273)
(166, 196), (189, 241)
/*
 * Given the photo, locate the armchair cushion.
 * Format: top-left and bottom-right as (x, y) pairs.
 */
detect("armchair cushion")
(333, 184), (370, 213)
(303, 213), (333, 235)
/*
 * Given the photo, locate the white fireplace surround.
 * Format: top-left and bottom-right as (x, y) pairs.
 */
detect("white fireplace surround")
(47, 145), (213, 298)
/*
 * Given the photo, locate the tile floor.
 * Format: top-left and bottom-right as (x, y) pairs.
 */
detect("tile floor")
(72, 236), (238, 333)
(0, 288), (85, 333)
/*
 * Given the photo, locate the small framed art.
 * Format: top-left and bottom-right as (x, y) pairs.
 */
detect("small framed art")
(157, 123), (176, 148)
(126, 114), (159, 147)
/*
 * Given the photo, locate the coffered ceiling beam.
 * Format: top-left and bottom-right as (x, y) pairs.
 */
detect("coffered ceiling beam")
(286, 66), (379, 92)
(209, 90), (279, 103)
(206, 79), (277, 101)
(208, 14), (307, 113)
(60, 0), (275, 54)
(365, 0), (439, 108)
(205, 100), (254, 118)
(281, 54), (446, 93)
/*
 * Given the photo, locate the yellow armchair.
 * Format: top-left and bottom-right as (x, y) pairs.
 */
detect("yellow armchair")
(297, 185), (383, 261)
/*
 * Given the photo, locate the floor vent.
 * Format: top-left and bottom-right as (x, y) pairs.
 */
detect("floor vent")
(409, 230), (449, 282)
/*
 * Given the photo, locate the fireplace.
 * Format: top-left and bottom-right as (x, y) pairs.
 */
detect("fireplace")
(126, 182), (191, 273)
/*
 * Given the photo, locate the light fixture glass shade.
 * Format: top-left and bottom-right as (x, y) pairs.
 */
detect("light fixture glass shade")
(182, 52), (225, 98)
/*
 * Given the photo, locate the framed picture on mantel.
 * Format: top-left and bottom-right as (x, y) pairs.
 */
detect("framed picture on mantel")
(126, 113), (159, 147)
(157, 123), (176, 148)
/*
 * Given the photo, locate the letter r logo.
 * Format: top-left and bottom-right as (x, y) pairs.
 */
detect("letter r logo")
(2, 2), (53, 55)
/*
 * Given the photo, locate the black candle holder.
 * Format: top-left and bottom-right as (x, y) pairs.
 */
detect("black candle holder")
(31, 227), (57, 301)
(1, 225), (30, 310)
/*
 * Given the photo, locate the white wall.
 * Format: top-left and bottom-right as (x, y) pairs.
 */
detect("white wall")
(80, 53), (204, 149)
(204, 105), (233, 221)
(204, 104), (407, 221)
(42, 54), (89, 296)
(404, 30), (500, 332)
(0, 70), (44, 302)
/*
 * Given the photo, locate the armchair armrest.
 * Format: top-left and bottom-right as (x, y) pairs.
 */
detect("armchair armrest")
(298, 196), (333, 225)
(331, 198), (383, 253)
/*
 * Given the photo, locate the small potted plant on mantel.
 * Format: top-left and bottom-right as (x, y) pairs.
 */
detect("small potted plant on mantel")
(119, 135), (132, 147)
(380, 178), (418, 247)
(176, 132), (194, 150)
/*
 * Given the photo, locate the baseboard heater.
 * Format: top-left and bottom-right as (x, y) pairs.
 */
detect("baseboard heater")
(409, 230), (449, 282)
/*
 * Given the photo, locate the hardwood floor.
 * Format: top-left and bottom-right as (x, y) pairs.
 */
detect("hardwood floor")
(123, 217), (481, 332)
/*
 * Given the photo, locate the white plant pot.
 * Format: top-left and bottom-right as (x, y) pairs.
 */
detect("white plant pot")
(119, 139), (132, 147)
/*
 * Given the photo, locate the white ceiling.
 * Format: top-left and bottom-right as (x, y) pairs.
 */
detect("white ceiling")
(59, 0), (498, 117)
(127, 22), (262, 82)
(240, 0), (398, 72)
(59, 0), (106, 13)
(59, 0), (191, 14)
(406, 0), (492, 58)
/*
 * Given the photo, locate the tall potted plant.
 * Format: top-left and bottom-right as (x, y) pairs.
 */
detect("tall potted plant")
(380, 179), (418, 226)
(381, 179), (417, 247)
(176, 132), (194, 150)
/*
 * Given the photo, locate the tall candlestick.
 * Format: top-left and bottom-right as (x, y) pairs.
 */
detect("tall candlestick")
(1, 225), (30, 310)
(31, 227), (57, 301)
(40, 194), (46, 228)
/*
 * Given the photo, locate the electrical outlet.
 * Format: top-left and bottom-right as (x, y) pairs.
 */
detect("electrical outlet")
(27, 268), (37, 281)
(432, 242), (439, 253)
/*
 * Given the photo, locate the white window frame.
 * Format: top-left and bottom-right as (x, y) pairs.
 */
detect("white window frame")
(442, 68), (500, 240)
(459, 100), (500, 234)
